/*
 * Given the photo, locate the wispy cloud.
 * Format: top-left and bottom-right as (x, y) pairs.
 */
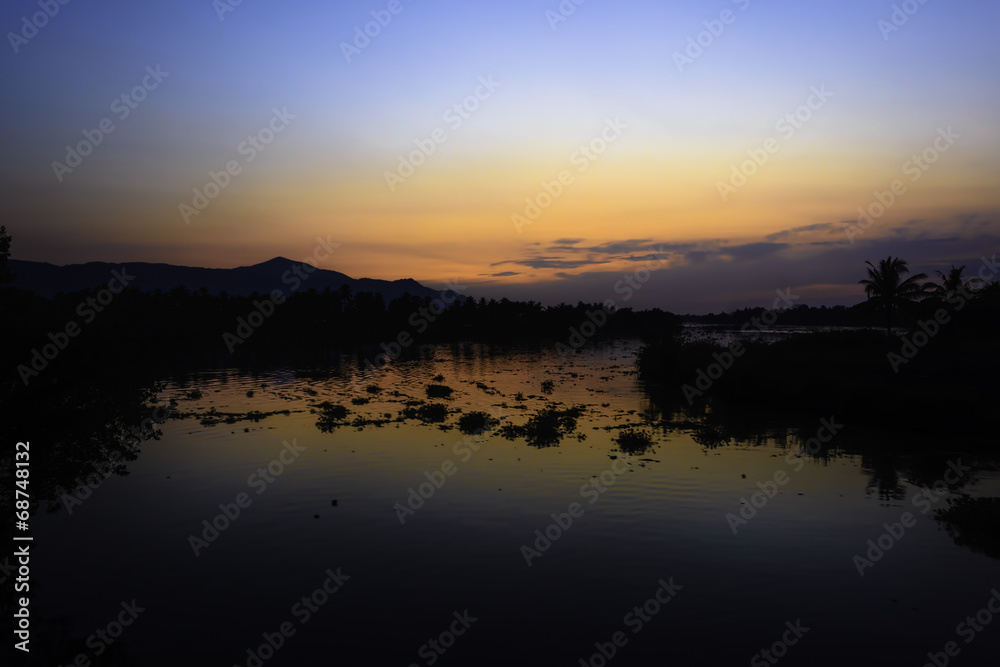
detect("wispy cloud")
(492, 256), (612, 270)
(721, 242), (789, 261)
(764, 222), (842, 242)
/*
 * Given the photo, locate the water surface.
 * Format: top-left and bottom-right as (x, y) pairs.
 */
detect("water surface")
(28, 341), (1000, 665)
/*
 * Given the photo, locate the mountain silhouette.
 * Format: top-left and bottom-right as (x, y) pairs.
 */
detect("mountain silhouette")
(8, 257), (443, 301)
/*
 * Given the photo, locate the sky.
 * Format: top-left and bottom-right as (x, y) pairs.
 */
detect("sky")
(2, 0), (998, 313)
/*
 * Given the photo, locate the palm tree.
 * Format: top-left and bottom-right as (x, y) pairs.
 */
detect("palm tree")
(923, 264), (981, 303)
(858, 256), (927, 336)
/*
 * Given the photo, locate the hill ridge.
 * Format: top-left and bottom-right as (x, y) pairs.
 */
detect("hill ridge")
(8, 257), (443, 302)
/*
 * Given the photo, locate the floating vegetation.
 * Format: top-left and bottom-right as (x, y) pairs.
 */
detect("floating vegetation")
(316, 402), (348, 419)
(935, 496), (1000, 559)
(365, 385), (382, 394)
(614, 429), (655, 455)
(514, 392), (526, 402)
(426, 384), (454, 399)
(316, 402), (349, 432)
(540, 380), (555, 394)
(433, 374), (445, 382)
(457, 411), (496, 435)
(499, 405), (585, 448)
(170, 408), (293, 427)
(184, 389), (203, 400)
(690, 424), (732, 449)
(402, 403), (449, 423)
(351, 397), (370, 405)
(475, 382), (500, 396)
(351, 415), (393, 429)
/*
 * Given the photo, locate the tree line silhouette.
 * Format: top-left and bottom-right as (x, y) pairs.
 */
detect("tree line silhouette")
(637, 254), (999, 444)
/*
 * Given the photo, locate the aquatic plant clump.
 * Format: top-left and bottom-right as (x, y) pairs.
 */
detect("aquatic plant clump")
(457, 411), (496, 435)
(317, 402), (348, 419)
(614, 429), (656, 455)
(499, 405), (585, 447)
(402, 403), (449, 423)
(426, 384), (455, 399)
(316, 401), (349, 432)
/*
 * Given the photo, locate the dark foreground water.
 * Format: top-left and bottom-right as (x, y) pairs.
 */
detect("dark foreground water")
(19, 341), (1000, 665)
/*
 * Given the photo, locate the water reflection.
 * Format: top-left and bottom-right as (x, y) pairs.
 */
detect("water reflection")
(935, 497), (1000, 559)
(641, 380), (997, 517)
(0, 376), (168, 516)
(1, 373), (167, 666)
